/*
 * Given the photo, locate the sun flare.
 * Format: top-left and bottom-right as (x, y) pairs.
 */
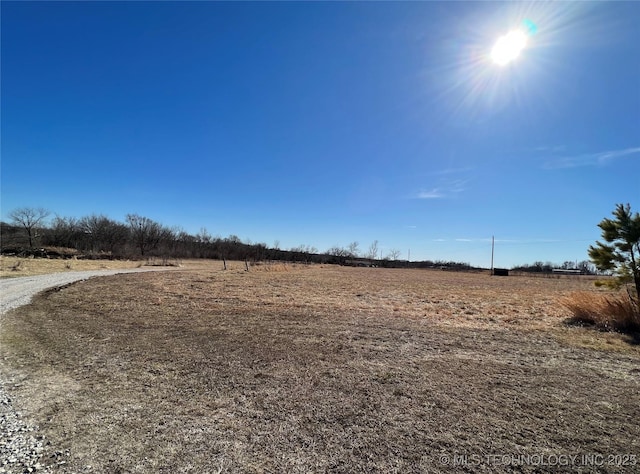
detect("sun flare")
(491, 29), (528, 66)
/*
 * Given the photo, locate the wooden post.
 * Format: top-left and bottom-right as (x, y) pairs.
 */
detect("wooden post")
(245, 259), (249, 271)
(223, 257), (227, 270)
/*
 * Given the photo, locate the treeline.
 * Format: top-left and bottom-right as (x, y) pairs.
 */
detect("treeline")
(1, 212), (297, 262)
(511, 260), (598, 274)
(2, 208), (599, 273)
(1, 208), (477, 269)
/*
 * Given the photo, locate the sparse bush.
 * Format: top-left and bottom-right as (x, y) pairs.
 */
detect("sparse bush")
(561, 291), (640, 333)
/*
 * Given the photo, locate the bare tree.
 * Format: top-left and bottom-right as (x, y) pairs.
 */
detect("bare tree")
(386, 249), (402, 260)
(158, 226), (180, 257)
(365, 240), (379, 260)
(326, 245), (349, 257)
(289, 244), (317, 263)
(80, 214), (128, 254)
(126, 214), (165, 256)
(347, 241), (360, 258)
(47, 216), (82, 249)
(9, 207), (50, 248)
(197, 227), (212, 244)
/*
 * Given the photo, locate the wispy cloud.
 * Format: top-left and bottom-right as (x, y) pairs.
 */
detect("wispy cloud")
(414, 179), (469, 199)
(543, 146), (640, 170)
(417, 189), (444, 199)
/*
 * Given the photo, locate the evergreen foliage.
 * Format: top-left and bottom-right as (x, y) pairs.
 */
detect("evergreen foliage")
(588, 203), (640, 311)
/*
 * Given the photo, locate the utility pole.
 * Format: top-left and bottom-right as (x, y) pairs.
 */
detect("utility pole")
(490, 236), (495, 275)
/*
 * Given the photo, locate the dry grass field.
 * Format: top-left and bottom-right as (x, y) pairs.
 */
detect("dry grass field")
(0, 255), (145, 278)
(1, 262), (639, 472)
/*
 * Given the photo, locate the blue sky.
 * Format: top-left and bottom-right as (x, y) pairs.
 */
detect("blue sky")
(2, 1), (638, 267)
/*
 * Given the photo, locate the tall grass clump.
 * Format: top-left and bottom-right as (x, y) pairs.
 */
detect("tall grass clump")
(252, 262), (290, 272)
(561, 291), (640, 333)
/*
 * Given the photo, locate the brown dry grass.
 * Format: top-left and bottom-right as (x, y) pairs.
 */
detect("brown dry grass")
(0, 255), (144, 278)
(561, 291), (640, 333)
(1, 265), (639, 473)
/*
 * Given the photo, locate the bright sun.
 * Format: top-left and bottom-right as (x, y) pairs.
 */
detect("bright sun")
(491, 29), (528, 66)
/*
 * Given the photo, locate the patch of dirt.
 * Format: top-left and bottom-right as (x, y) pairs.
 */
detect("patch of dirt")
(1, 266), (638, 472)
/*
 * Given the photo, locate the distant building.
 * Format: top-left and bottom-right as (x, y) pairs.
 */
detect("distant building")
(552, 269), (583, 275)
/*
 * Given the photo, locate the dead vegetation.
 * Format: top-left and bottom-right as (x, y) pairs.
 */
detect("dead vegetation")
(561, 290), (640, 333)
(1, 265), (639, 472)
(0, 255), (143, 278)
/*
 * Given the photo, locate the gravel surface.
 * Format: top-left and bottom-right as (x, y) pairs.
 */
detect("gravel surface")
(0, 268), (173, 473)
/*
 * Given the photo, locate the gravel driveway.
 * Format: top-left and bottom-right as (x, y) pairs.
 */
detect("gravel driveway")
(0, 268), (174, 473)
